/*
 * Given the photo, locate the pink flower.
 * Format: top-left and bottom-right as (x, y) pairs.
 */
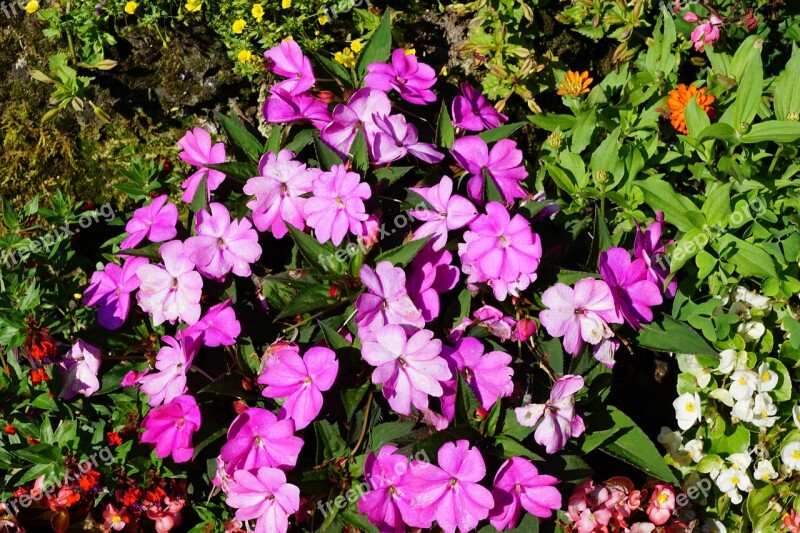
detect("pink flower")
(690, 15), (723, 52)
(451, 137), (528, 204)
(357, 445), (416, 533)
(441, 337), (513, 413)
(258, 346), (338, 430)
(355, 262), (423, 333)
(57, 340), (101, 399)
(409, 176), (478, 251)
(361, 325), (450, 415)
(406, 440), (494, 533)
(263, 89), (332, 130)
(538, 278), (622, 356)
(102, 504), (130, 531)
(178, 299), (241, 347)
(406, 244), (459, 322)
(121, 368), (149, 387)
(225, 467), (300, 533)
(515, 317), (536, 342)
(141, 394), (201, 463)
(83, 256), (148, 330)
(183, 203), (262, 279)
(449, 305), (518, 343)
(592, 336), (620, 369)
(244, 150), (318, 238)
(599, 247), (663, 329)
(451, 83), (507, 131)
(634, 211), (676, 298)
(515, 375), (585, 454)
(370, 114), (444, 164)
(120, 195), (178, 250)
(220, 408), (304, 471)
(489, 457), (562, 529)
(263, 38), (315, 95)
(646, 483), (676, 525)
(320, 88), (391, 157)
(136, 240), (204, 326)
(178, 127), (226, 203)
(144, 497), (184, 533)
(683, 11), (700, 23)
(365, 49), (437, 105)
(303, 164), (371, 246)
(139, 333), (202, 406)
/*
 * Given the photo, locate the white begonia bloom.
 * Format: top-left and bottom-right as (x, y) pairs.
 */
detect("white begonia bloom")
(754, 459), (778, 481)
(684, 438), (705, 463)
(717, 349), (747, 374)
(657, 427), (683, 455)
(751, 393), (778, 429)
(715, 467), (753, 504)
(793, 405), (800, 430)
(756, 362), (778, 392)
(730, 301), (751, 320)
(729, 369), (758, 401)
(728, 452), (752, 470)
(781, 441), (800, 471)
(734, 285), (770, 310)
(685, 355), (712, 388)
(709, 388), (735, 407)
(738, 321), (765, 342)
(674, 392), (703, 431)
(732, 397), (754, 423)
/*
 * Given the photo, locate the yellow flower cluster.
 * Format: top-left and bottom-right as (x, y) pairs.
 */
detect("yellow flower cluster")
(281, 0), (291, 8)
(334, 40), (364, 68)
(252, 3), (263, 22)
(237, 50), (253, 63)
(232, 19), (246, 33)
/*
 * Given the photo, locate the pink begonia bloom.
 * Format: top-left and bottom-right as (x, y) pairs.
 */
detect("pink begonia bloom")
(634, 211), (677, 298)
(140, 394), (201, 463)
(515, 375), (585, 454)
(361, 325), (450, 415)
(365, 49), (437, 105)
(630, 524), (657, 533)
(121, 368), (149, 387)
(451, 137), (528, 204)
(178, 127), (227, 203)
(489, 457), (562, 530)
(370, 114), (444, 164)
(102, 504), (130, 532)
(592, 336), (620, 369)
(139, 334), (202, 406)
(58, 340), (101, 399)
(406, 244), (459, 322)
(451, 83), (508, 131)
(263, 89), (332, 130)
(263, 38), (315, 95)
(409, 176), (478, 251)
(320, 88), (391, 157)
(304, 164), (371, 246)
(406, 440), (494, 533)
(690, 15), (723, 52)
(120, 195), (178, 250)
(258, 346), (338, 430)
(599, 247), (663, 329)
(449, 305), (517, 343)
(355, 262), (423, 332)
(83, 256), (148, 330)
(225, 467), (300, 533)
(244, 150), (318, 238)
(358, 445), (416, 533)
(183, 203), (262, 279)
(646, 483), (676, 525)
(567, 480), (614, 533)
(538, 278), (622, 356)
(137, 240), (204, 326)
(442, 337), (513, 412)
(458, 202), (542, 301)
(144, 497), (184, 533)
(178, 299), (241, 347)
(220, 408), (304, 471)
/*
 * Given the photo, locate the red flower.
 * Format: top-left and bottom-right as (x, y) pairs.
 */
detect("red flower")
(26, 435), (40, 445)
(146, 487), (166, 503)
(107, 432), (123, 446)
(30, 367), (50, 385)
(4, 423), (17, 435)
(79, 470), (101, 491)
(122, 488), (142, 507)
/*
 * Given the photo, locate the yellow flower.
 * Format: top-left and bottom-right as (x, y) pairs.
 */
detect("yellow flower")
(439, 66), (448, 76)
(232, 19), (246, 33)
(281, 0), (291, 8)
(251, 3), (263, 22)
(405, 48), (416, 55)
(25, 0), (39, 13)
(185, 0), (202, 12)
(318, 14), (328, 25)
(557, 70), (593, 97)
(124, 1), (137, 14)
(349, 39), (363, 53)
(334, 48), (356, 68)
(237, 50), (253, 62)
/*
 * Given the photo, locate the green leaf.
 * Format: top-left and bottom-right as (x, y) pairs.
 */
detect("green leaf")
(436, 102), (455, 148)
(632, 314), (717, 355)
(313, 132), (344, 170)
(454, 373), (481, 427)
(286, 225), (344, 275)
(374, 166), (413, 185)
(717, 234), (778, 278)
(205, 162), (257, 181)
(730, 35), (764, 83)
(370, 421), (416, 451)
(267, 124), (283, 155)
(320, 322), (352, 350)
(315, 420), (348, 463)
(478, 122), (526, 143)
(314, 52), (353, 86)
(342, 382), (370, 421)
(284, 129), (314, 153)
(215, 112), (263, 163)
(697, 123), (739, 144)
(190, 175), (208, 215)
(636, 179), (703, 232)
(685, 96), (711, 138)
(740, 121), (800, 143)
(775, 44), (800, 121)
(275, 285), (336, 319)
(701, 183), (732, 226)
(732, 49), (763, 128)
(494, 435), (544, 461)
(349, 129), (369, 172)
(569, 110), (596, 153)
(374, 236), (431, 267)
(355, 10), (392, 78)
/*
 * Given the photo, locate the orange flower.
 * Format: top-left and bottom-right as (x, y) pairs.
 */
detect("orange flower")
(4, 423), (17, 435)
(557, 70), (593, 97)
(146, 486), (166, 502)
(79, 470), (101, 491)
(107, 431), (123, 446)
(666, 83), (716, 134)
(30, 367), (50, 385)
(122, 487), (141, 506)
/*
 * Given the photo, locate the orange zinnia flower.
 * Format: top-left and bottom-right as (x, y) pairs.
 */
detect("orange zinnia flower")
(557, 70), (593, 97)
(666, 83), (716, 134)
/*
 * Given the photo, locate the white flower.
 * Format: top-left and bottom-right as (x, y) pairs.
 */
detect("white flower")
(715, 467), (753, 504)
(738, 321), (765, 342)
(734, 285), (770, 310)
(731, 397), (754, 423)
(657, 427), (683, 455)
(756, 362), (778, 392)
(673, 392), (703, 431)
(729, 369), (758, 401)
(751, 393), (778, 428)
(685, 355), (712, 388)
(730, 301), (751, 320)
(781, 441), (800, 471)
(717, 349), (747, 374)
(753, 459), (778, 481)
(728, 452), (752, 470)
(709, 388), (735, 407)
(793, 405), (800, 430)
(684, 438), (705, 463)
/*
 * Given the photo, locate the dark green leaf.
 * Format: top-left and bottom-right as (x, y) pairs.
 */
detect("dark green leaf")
(313, 132), (344, 170)
(374, 236), (432, 267)
(633, 314), (717, 355)
(355, 10), (392, 78)
(478, 122), (526, 143)
(436, 102), (455, 148)
(215, 112), (264, 163)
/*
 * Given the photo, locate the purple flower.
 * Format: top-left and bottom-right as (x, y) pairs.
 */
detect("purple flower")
(58, 340), (101, 399)
(303, 164), (371, 246)
(263, 38), (315, 95)
(406, 245), (459, 322)
(320, 88), (391, 157)
(451, 137), (528, 204)
(220, 408), (304, 471)
(225, 467), (300, 533)
(515, 375), (585, 454)
(139, 333), (202, 406)
(409, 176), (478, 251)
(489, 457), (562, 530)
(177, 299), (241, 347)
(451, 83), (508, 131)
(263, 89), (332, 130)
(365, 49), (437, 105)
(178, 127), (227, 203)
(83, 256), (148, 330)
(358, 445), (416, 533)
(355, 262), (423, 333)
(370, 114), (444, 164)
(442, 337), (513, 413)
(120, 195), (178, 250)
(136, 240), (204, 326)
(140, 394), (202, 463)
(599, 247), (663, 329)
(634, 212), (677, 298)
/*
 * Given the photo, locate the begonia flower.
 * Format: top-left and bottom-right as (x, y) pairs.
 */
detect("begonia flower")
(177, 299), (241, 347)
(634, 212), (677, 298)
(263, 89), (332, 130)
(137, 241), (203, 326)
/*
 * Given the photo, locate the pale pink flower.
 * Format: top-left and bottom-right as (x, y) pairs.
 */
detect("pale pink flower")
(225, 467), (300, 533)
(489, 457), (562, 530)
(140, 394), (202, 463)
(355, 262), (423, 333)
(515, 375), (585, 454)
(139, 333), (202, 406)
(646, 484), (676, 525)
(144, 497), (184, 533)
(220, 408), (304, 471)
(409, 176), (478, 251)
(304, 164), (371, 246)
(690, 14), (723, 52)
(102, 504), (130, 531)
(120, 195), (178, 250)
(320, 88), (391, 157)
(58, 340), (101, 399)
(178, 127), (226, 203)
(136, 240), (204, 326)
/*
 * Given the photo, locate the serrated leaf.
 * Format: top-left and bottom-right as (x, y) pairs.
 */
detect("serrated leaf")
(436, 102), (455, 148)
(478, 122), (526, 143)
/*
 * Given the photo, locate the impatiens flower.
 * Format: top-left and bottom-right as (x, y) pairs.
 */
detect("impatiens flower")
(183, 203), (262, 279)
(592, 337), (620, 369)
(365, 49), (437, 105)
(263, 89), (332, 130)
(634, 211), (677, 298)
(645, 484), (676, 525)
(355, 262), (424, 333)
(442, 337), (513, 415)
(139, 333), (202, 406)
(370, 114), (444, 164)
(689, 14), (723, 52)
(358, 445), (416, 533)
(320, 88), (391, 157)
(361, 325), (450, 415)
(220, 408), (304, 471)
(782, 442), (800, 471)
(451, 83), (507, 131)
(599, 247), (663, 329)
(263, 38), (315, 95)
(409, 176), (478, 251)
(258, 346), (338, 429)
(489, 457), (562, 530)
(83, 256), (148, 330)
(140, 394), (201, 463)
(178, 299), (241, 347)
(406, 440), (494, 533)
(557, 70), (593, 97)
(121, 368), (149, 387)
(225, 467), (300, 533)
(666, 83), (715, 134)
(406, 245), (459, 322)
(515, 375), (585, 454)
(178, 127), (227, 203)
(451, 137), (528, 204)
(303, 164), (371, 246)
(137, 240), (204, 326)
(673, 391), (703, 430)
(120, 195), (178, 250)
(449, 305), (518, 343)
(57, 340), (101, 399)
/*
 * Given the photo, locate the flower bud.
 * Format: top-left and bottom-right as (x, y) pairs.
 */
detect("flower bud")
(595, 169), (608, 185)
(515, 318), (537, 341)
(546, 132), (562, 150)
(788, 111), (800, 122)
(317, 90), (335, 103)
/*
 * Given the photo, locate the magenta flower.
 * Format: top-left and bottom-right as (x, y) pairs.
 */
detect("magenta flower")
(136, 240), (204, 326)
(358, 445), (416, 533)
(370, 114), (444, 164)
(538, 278), (622, 356)
(406, 440), (494, 533)
(406, 245), (459, 322)
(409, 176), (478, 251)
(458, 202), (542, 301)
(355, 262), (423, 333)
(361, 325), (451, 415)
(244, 150), (318, 238)
(140, 394), (201, 463)
(263, 89), (332, 130)
(258, 346), (338, 430)
(263, 38), (315, 95)
(178, 299), (241, 347)
(58, 340), (101, 399)
(183, 203), (262, 279)
(515, 375), (585, 454)
(634, 211), (677, 298)
(303, 164), (371, 246)
(83, 256), (148, 330)
(599, 247), (663, 329)
(443, 337), (513, 412)
(365, 49), (437, 105)
(178, 127), (227, 203)
(139, 333), (202, 406)
(489, 457), (562, 530)
(220, 408), (304, 471)
(451, 83), (508, 132)
(225, 467), (300, 533)
(320, 88), (391, 157)
(120, 195), (178, 250)
(121, 368), (149, 387)
(451, 137), (528, 204)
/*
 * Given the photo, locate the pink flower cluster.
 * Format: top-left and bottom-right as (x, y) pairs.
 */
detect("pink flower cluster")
(684, 11), (723, 52)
